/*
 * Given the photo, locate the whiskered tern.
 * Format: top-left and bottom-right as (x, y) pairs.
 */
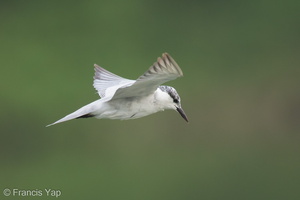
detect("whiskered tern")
(47, 53), (188, 127)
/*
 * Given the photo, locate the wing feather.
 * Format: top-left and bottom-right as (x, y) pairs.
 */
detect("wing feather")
(111, 53), (183, 100)
(93, 65), (133, 98)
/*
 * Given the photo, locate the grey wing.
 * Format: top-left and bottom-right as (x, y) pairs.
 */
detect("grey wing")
(93, 64), (134, 98)
(111, 53), (183, 100)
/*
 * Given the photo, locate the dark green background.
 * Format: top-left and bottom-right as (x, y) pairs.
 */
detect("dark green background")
(1, 1), (299, 199)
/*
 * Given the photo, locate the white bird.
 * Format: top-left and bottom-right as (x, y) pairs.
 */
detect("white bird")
(47, 53), (188, 127)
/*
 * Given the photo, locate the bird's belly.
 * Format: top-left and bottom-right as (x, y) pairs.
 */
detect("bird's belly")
(95, 98), (161, 120)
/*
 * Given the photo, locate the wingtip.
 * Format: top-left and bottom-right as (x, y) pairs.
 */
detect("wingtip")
(160, 52), (184, 77)
(159, 52), (169, 63)
(162, 52), (169, 57)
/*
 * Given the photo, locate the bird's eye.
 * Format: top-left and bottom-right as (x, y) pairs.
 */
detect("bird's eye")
(173, 99), (179, 103)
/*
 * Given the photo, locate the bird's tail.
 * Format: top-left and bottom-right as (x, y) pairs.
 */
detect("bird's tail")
(46, 100), (102, 127)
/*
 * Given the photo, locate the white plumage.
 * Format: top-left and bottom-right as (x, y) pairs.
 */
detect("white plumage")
(47, 53), (188, 127)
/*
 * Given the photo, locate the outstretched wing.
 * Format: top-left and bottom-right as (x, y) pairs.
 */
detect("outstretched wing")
(93, 65), (134, 98)
(111, 53), (183, 100)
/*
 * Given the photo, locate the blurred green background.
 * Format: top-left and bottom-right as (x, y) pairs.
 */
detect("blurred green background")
(1, 1), (299, 199)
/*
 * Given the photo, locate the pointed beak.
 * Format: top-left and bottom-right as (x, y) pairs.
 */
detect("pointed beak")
(176, 107), (189, 122)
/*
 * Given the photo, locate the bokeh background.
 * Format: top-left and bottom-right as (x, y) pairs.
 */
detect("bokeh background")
(1, 1), (299, 199)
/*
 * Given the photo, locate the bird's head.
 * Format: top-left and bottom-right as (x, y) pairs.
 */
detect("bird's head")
(157, 86), (189, 122)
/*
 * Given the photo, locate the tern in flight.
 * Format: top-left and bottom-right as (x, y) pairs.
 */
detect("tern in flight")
(47, 53), (188, 127)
